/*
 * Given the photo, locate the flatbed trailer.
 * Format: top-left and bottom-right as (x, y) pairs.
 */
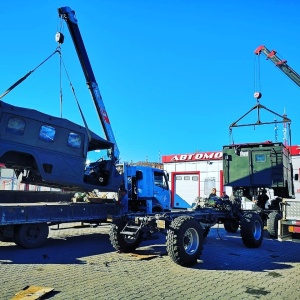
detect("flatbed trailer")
(0, 202), (117, 225)
(108, 198), (265, 266)
(0, 191), (118, 248)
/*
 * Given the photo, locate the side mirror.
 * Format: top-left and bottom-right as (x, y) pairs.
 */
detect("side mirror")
(136, 170), (143, 180)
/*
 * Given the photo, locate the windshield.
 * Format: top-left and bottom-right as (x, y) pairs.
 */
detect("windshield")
(154, 171), (169, 189)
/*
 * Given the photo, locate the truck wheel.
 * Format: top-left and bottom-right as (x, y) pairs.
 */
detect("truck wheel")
(267, 211), (282, 238)
(109, 221), (142, 253)
(166, 216), (203, 266)
(240, 213), (263, 248)
(13, 223), (49, 249)
(224, 219), (239, 233)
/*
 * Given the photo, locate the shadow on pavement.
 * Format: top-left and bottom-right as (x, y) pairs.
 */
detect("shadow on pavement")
(120, 227), (300, 273)
(0, 232), (114, 265)
(192, 228), (300, 272)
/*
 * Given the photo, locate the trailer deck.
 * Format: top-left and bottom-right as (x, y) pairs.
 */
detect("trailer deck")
(0, 201), (118, 225)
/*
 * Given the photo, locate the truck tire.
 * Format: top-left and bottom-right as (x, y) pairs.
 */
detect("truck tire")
(224, 219), (239, 233)
(13, 223), (49, 249)
(240, 213), (263, 248)
(166, 216), (203, 266)
(109, 221), (142, 253)
(267, 211), (282, 238)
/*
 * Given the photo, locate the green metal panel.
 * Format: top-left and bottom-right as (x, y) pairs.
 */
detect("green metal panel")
(223, 143), (288, 188)
(223, 148), (250, 186)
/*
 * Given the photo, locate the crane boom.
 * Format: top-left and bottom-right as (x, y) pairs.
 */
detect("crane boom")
(254, 45), (300, 88)
(58, 7), (120, 161)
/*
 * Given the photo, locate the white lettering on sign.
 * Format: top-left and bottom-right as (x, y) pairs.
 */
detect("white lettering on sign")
(169, 152), (222, 162)
(171, 155), (179, 161)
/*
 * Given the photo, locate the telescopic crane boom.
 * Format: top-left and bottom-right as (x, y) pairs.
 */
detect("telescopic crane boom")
(254, 45), (300, 88)
(58, 7), (120, 161)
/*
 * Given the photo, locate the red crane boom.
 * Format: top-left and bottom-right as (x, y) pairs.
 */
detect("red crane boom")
(254, 45), (300, 88)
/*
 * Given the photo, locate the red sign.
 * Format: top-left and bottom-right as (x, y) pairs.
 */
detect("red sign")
(162, 151), (223, 163)
(287, 145), (300, 156)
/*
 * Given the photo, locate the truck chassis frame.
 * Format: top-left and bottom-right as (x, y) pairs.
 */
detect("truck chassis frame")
(108, 200), (264, 266)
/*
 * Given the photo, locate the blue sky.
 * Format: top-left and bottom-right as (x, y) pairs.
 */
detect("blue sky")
(1, 0), (299, 162)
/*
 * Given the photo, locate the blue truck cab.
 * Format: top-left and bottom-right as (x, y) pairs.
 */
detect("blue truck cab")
(117, 164), (171, 213)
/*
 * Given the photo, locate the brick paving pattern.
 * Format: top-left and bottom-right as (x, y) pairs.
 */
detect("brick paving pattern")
(1, 223), (300, 300)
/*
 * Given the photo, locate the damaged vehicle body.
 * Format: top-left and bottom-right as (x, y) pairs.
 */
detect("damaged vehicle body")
(0, 100), (122, 192)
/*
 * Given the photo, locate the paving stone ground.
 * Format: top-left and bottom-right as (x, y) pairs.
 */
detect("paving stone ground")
(1, 223), (300, 300)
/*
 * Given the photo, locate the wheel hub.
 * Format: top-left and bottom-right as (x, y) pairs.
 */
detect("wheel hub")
(183, 228), (199, 255)
(27, 226), (39, 239)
